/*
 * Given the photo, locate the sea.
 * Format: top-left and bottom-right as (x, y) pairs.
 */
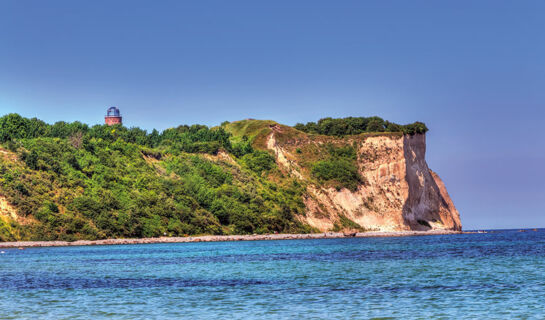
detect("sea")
(0, 229), (544, 319)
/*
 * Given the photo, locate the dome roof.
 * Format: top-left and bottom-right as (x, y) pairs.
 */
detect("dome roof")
(106, 106), (121, 117)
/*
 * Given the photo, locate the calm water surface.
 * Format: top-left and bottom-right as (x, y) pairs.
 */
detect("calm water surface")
(1, 230), (544, 319)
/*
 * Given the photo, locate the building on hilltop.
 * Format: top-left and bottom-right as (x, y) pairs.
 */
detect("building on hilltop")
(105, 106), (122, 126)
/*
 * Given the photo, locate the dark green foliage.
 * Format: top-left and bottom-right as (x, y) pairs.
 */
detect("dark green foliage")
(159, 125), (233, 154)
(326, 144), (357, 160)
(0, 114), (48, 142)
(164, 155), (306, 235)
(0, 114), (312, 241)
(312, 159), (361, 191)
(0, 218), (17, 241)
(401, 122), (428, 135)
(294, 116), (428, 136)
(311, 144), (361, 191)
(20, 150), (39, 170)
(0, 114), (251, 157)
(242, 150), (276, 174)
(49, 121), (89, 138)
(230, 135), (254, 158)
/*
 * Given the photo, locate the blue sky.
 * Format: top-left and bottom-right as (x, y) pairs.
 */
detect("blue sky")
(1, 0), (544, 229)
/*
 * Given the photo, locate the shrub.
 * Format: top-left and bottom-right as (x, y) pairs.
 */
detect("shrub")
(332, 214), (365, 232)
(311, 158), (361, 191)
(242, 150), (276, 174)
(294, 116), (428, 136)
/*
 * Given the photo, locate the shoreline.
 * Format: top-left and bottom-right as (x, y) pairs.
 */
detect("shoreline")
(0, 230), (463, 248)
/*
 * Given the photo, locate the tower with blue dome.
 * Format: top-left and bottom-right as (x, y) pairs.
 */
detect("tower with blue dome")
(105, 107), (122, 125)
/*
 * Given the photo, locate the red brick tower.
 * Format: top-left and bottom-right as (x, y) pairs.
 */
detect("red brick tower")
(105, 106), (122, 126)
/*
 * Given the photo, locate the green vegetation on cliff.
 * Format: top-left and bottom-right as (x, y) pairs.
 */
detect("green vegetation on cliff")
(294, 116), (428, 136)
(311, 145), (362, 192)
(0, 114), (310, 241)
(0, 114), (429, 241)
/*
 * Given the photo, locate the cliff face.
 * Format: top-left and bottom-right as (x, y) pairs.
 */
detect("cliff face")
(264, 127), (461, 232)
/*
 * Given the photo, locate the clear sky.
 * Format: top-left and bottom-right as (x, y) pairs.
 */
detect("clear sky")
(1, 0), (544, 229)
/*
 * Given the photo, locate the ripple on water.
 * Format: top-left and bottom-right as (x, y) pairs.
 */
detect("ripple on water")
(1, 230), (544, 319)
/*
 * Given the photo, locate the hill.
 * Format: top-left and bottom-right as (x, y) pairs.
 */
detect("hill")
(0, 114), (460, 241)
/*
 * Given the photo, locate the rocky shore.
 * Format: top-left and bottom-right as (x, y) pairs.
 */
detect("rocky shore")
(0, 230), (462, 248)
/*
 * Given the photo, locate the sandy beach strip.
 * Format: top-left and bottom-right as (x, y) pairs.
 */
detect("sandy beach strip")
(0, 230), (464, 248)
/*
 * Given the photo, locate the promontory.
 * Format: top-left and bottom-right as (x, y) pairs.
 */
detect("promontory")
(0, 114), (461, 241)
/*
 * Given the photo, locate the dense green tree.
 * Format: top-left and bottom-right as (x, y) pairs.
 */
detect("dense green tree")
(294, 116), (428, 136)
(0, 113), (48, 142)
(311, 145), (361, 191)
(242, 150), (276, 174)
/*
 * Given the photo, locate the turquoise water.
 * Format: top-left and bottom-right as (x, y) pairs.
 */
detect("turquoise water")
(1, 230), (544, 319)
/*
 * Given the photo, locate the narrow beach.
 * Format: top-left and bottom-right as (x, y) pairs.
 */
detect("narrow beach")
(0, 230), (462, 248)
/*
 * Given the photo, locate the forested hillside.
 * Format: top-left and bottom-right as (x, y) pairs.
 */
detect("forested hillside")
(0, 114), (431, 241)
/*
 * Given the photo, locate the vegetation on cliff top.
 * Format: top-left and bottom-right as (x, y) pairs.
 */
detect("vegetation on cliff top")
(294, 116), (428, 136)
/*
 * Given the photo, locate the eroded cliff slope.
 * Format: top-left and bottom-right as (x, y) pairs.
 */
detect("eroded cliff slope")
(228, 120), (461, 232)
